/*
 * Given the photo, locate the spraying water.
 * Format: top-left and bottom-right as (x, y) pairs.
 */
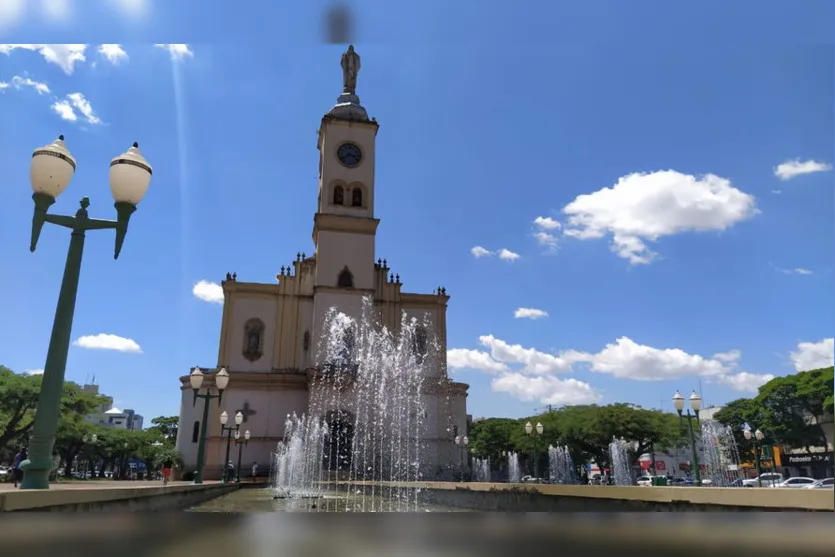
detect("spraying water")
(507, 452), (521, 483)
(472, 458), (490, 482)
(608, 438), (632, 486)
(699, 419), (743, 486)
(270, 299), (448, 511)
(547, 445), (576, 485)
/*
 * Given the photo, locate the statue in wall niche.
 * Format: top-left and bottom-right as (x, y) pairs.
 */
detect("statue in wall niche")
(243, 318), (264, 362)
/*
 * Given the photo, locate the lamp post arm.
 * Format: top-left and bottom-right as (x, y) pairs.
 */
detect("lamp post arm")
(83, 217), (119, 231)
(43, 213), (77, 229)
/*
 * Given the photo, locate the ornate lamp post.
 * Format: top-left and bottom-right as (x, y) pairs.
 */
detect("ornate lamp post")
(234, 429), (251, 483)
(454, 435), (469, 480)
(673, 390), (702, 486)
(525, 421), (544, 481)
(220, 411), (243, 484)
(190, 367), (229, 484)
(743, 425), (765, 487)
(19, 137), (152, 490)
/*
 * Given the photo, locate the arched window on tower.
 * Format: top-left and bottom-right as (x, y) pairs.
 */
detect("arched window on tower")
(412, 325), (428, 364)
(337, 266), (354, 288)
(351, 187), (363, 207)
(192, 421), (200, 443)
(333, 185), (344, 205)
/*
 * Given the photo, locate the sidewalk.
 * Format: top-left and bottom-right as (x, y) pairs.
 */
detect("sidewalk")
(0, 480), (203, 492)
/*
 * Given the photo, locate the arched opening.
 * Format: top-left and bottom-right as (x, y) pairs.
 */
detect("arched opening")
(351, 187), (363, 207)
(333, 185), (344, 205)
(337, 266), (354, 288)
(303, 331), (311, 351)
(191, 421), (200, 443)
(324, 410), (355, 473)
(412, 325), (428, 364)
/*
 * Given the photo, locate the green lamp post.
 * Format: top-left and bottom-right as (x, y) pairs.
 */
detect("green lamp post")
(190, 367), (229, 484)
(743, 425), (765, 487)
(673, 390), (703, 486)
(525, 421), (544, 482)
(234, 429), (251, 483)
(220, 410), (243, 484)
(19, 137), (152, 491)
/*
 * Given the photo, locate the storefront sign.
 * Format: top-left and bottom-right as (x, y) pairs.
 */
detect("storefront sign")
(784, 452), (833, 465)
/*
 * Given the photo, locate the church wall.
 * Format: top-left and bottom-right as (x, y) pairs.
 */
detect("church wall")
(312, 290), (366, 365)
(272, 293), (315, 371)
(226, 295), (277, 372)
(314, 230), (375, 289)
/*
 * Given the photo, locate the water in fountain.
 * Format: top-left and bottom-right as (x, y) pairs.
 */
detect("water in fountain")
(608, 438), (632, 486)
(269, 299), (443, 511)
(507, 452), (521, 483)
(699, 419), (743, 487)
(473, 458), (490, 482)
(547, 445), (576, 484)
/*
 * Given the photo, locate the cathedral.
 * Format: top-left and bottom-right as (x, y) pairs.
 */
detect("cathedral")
(175, 46), (470, 481)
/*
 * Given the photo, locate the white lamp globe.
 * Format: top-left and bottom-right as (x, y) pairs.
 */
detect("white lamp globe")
(215, 367), (230, 390)
(235, 411), (244, 426)
(244, 430), (251, 440)
(220, 411), (229, 426)
(31, 136), (76, 199)
(190, 367), (204, 390)
(672, 391), (685, 412)
(109, 142), (152, 205)
(689, 391), (702, 412)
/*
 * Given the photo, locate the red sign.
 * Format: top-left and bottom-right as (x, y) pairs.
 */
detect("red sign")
(655, 461), (666, 471)
(640, 461), (650, 470)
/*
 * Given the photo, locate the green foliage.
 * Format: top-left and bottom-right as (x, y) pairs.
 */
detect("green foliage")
(713, 398), (761, 463)
(148, 416), (179, 445)
(0, 366), (42, 448)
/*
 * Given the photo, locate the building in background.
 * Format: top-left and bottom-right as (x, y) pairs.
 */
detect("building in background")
(82, 383), (144, 430)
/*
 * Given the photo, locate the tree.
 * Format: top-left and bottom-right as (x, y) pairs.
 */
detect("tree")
(713, 398), (762, 464)
(148, 416), (179, 445)
(755, 368), (833, 450)
(0, 366), (42, 448)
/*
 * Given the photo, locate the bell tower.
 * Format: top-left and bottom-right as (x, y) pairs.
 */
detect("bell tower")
(312, 45), (380, 293)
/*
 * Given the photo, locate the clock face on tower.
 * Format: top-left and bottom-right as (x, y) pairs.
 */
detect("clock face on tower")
(336, 142), (362, 168)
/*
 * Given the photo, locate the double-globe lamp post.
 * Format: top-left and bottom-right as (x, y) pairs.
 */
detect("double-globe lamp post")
(20, 136), (153, 490)
(220, 411), (244, 484)
(234, 429), (251, 483)
(673, 390), (702, 486)
(190, 367), (230, 484)
(743, 425), (765, 487)
(525, 421), (544, 481)
(454, 434), (469, 480)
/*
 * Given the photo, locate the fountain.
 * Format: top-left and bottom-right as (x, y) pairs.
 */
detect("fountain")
(507, 452), (521, 483)
(608, 438), (633, 486)
(473, 457), (490, 482)
(547, 445), (576, 485)
(699, 419), (743, 486)
(269, 300), (450, 511)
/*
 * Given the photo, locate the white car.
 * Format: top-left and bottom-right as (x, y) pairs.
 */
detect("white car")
(805, 478), (834, 489)
(636, 476), (653, 486)
(772, 476), (816, 489)
(741, 472), (782, 487)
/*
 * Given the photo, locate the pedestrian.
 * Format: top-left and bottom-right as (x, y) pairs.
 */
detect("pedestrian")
(161, 458), (173, 486)
(11, 447), (26, 488)
(251, 461), (259, 482)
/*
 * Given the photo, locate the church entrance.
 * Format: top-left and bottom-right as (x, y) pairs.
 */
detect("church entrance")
(324, 410), (355, 473)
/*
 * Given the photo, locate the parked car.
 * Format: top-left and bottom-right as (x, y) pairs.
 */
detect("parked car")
(741, 472), (782, 487)
(636, 475), (653, 486)
(804, 478), (833, 489)
(728, 478), (746, 488)
(772, 476), (816, 489)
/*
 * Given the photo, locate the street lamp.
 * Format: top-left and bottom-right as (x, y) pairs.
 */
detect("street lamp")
(454, 435), (469, 481)
(525, 421), (544, 481)
(234, 429), (251, 483)
(743, 425), (765, 487)
(191, 366), (230, 484)
(81, 433), (97, 479)
(19, 137), (152, 490)
(673, 390), (702, 486)
(220, 411), (243, 483)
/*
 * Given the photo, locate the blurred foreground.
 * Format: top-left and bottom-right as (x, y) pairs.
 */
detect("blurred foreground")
(2, 514), (833, 557)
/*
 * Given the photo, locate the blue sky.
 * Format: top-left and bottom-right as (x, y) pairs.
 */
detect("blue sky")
(0, 1), (833, 424)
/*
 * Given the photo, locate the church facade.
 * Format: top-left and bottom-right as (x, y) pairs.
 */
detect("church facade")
(175, 46), (469, 481)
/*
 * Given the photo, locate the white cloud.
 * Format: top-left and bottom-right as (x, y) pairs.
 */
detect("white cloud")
(447, 348), (509, 374)
(51, 99), (77, 121)
(66, 92), (100, 124)
(715, 371), (775, 393)
(533, 216), (561, 230)
(533, 231), (558, 251)
(24, 368), (45, 375)
(73, 333), (142, 353)
(497, 248), (520, 261)
(774, 159), (832, 181)
(0, 44), (87, 74)
(479, 335), (574, 375)
(41, 0), (71, 21)
(97, 44), (128, 64)
(193, 280), (224, 304)
(514, 308), (549, 320)
(11, 75), (50, 94)
(771, 263), (814, 276)
(712, 350), (742, 365)
(470, 246), (492, 258)
(562, 170), (758, 265)
(790, 338), (834, 372)
(155, 44), (193, 61)
(0, 81), (8, 91)
(491, 373), (602, 406)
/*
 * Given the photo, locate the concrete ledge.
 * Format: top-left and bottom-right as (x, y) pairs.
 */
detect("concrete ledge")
(340, 481), (834, 512)
(0, 482), (238, 512)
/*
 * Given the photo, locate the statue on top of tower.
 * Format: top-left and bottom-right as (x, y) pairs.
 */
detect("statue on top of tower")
(341, 44), (361, 95)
